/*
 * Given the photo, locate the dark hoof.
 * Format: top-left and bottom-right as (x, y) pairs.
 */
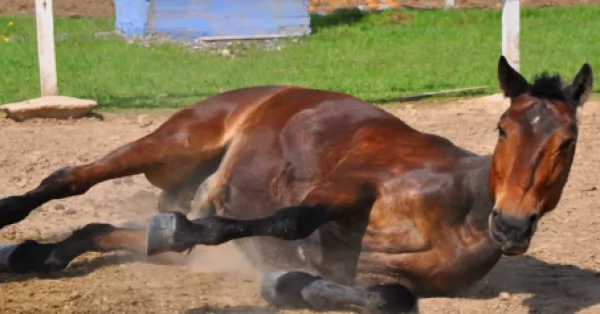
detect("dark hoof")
(364, 284), (418, 314)
(0, 240), (60, 274)
(301, 278), (365, 311)
(260, 270), (320, 309)
(146, 212), (193, 256)
(0, 244), (19, 272)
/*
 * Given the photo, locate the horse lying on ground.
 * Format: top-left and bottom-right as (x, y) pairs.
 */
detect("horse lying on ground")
(0, 56), (593, 313)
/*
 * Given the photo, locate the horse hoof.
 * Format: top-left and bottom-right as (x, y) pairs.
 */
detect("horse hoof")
(146, 212), (193, 255)
(0, 244), (19, 273)
(260, 270), (291, 306)
(0, 240), (59, 274)
(260, 270), (320, 309)
(146, 213), (178, 255)
(301, 278), (365, 310)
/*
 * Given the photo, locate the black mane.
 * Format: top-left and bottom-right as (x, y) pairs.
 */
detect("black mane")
(529, 72), (568, 102)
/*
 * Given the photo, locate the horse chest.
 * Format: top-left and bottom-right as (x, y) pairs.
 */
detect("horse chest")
(437, 228), (503, 292)
(412, 228), (502, 294)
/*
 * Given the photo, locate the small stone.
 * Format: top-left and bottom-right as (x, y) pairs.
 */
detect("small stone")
(67, 292), (81, 301)
(123, 177), (135, 185)
(15, 179), (27, 188)
(499, 292), (510, 301)
(137, 114), (153, 127)
(112, 179), (122, 186)
(54, 203), (66, 211)
(64, 208), (77, 215)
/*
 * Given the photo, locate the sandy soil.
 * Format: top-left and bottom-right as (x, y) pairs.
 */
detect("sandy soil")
(0, 0), (597, 18)
(0, 95), (599, 314)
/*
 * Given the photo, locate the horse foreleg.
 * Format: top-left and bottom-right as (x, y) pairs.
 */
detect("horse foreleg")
(0, 223), (148, 274)
(259, 270), (418, 313)
(144, 203), (340, 256)
(144, 181), (374, 255)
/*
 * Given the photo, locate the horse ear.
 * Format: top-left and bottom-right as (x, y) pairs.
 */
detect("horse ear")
(497, 55), (529, 98)
(563, 63), (594, 108)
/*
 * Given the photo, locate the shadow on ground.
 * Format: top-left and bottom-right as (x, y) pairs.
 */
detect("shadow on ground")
(0, 252), (186, 284)
(457, 255), (600, 314)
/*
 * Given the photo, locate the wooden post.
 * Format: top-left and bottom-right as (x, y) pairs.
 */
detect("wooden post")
(35, 0), (59, 97)
(502, 0), (520, 72)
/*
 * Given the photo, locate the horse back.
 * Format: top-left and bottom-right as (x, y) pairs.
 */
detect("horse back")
(217, 85), (471, 212)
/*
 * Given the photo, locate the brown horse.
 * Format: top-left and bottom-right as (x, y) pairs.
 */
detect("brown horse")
(0, 56), (593, 313)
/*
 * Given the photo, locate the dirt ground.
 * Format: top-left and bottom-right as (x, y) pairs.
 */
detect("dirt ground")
(0, 0), (597, 18)
(0, 94), (599, 314)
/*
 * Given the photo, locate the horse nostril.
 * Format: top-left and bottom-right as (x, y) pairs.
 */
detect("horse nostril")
(492, 209), (500, 219)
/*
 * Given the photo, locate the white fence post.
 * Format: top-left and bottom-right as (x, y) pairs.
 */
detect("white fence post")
(35, 0), (59, 97)
(502, 0), (520, 72)
(445, 0), (455, 9)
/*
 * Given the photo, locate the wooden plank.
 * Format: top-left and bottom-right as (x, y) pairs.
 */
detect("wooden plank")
(397, 86), (488, 102)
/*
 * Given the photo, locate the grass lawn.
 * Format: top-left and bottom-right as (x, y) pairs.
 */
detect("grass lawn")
(0, 6), (599, 109)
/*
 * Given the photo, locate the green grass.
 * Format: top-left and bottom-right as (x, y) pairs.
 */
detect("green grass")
(0, 6), (599, 109)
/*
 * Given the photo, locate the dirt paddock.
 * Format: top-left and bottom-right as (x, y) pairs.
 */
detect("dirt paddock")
(0, 95), (599, 314)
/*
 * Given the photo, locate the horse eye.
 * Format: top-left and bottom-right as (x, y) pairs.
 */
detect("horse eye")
(559, 138), (575, 151)
(497, 126), (507, 139)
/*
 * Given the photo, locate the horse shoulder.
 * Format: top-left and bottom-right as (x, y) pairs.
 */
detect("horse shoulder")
(359, 174), (442, 255)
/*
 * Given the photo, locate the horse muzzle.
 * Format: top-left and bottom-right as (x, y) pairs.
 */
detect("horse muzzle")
(489, 209), (538, 256)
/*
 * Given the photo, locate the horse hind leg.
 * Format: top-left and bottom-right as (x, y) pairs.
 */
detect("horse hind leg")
(260, 270), (418, 314)
(0, 223), (149, 274)
(0, 129), (225, 230)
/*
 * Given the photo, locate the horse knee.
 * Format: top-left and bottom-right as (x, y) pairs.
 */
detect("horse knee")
(364, 284), (418, 314)
(260, 270), (322, 309)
